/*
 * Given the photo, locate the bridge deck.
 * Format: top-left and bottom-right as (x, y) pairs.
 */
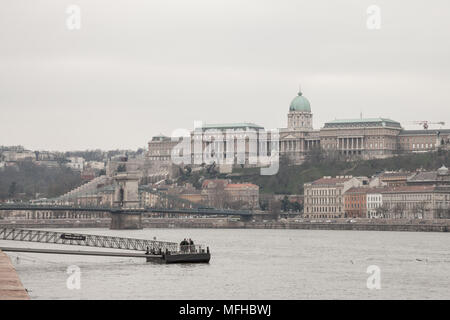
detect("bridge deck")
(0, 204), (254, 216)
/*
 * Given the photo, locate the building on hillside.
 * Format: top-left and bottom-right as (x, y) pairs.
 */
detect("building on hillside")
(1, 150), (35, 162)
(224, 183), (259, 209)
(66, 157), (85, 171)
(145, 88), (450, 169)
(71, 185), (114, 207)
(344, 187), (370, 218)
(320, 118), (402, 160)
(34, 151), (59, 167)
(200, 179), (259, 209)
(35, 160), (59, 168)
(201, 179), (231, 208)
(86, 161), (105, 171)
(381, 185), (450, 219)
(81, 168), (96, 182)
(407, 165), (450, 186)
(192, 123), (265, 167)
(139, 189), (163, 208)
(179, 191), (203, 204)
(147, 135), (179, 162)
(344, 186), (388, 218)
(35, 151), (57, 161)
(303, 176), (366, 219)
(106, 155), (148, 179)
(377, 171), (412, 187)
(366, 188), (384, 218)
(146, 135), (179, 178)
(279, 90), (320, 164)
(397, 130), (450, 153)
(74, 194), (102, 207)
(98, 185), (114, 207)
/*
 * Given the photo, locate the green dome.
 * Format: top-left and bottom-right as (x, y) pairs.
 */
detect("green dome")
(289, 91), (311, 112)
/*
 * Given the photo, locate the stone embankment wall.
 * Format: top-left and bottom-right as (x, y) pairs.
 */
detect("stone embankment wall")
(0, 218), (449, 232)
(0, 250), (29, 300)
(144, 218), (449, 232)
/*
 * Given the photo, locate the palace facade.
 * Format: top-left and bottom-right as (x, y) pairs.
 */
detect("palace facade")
(147, 89), (450, 168)
(279, 89), (450, 164)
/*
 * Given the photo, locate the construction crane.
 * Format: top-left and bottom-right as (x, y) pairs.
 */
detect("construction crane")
(412, 121), (445, 130)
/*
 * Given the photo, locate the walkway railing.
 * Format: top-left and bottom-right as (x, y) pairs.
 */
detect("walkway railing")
(0, 228), (178, 252)
(178, 245), (208, 254)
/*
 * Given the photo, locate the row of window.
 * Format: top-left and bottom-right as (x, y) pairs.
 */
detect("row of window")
(306, 206), (342, 213)
(412, 143), (434, 149)
(306, 189), (341, 196)
(386, 194), (432, 201)
(308, 198), (340, 204)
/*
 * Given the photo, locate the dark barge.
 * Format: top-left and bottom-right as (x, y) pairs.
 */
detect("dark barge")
(146, 245), (211, 264)
(146, 252), (211, 264)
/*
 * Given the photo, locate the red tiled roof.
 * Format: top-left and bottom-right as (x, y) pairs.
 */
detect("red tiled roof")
(225, 183), (259, 189)
(345, 187), (371, 194)
(311, 177), (353, 185)
(346, 187), (387, 194)
(379, 172), (410, 178)
(201, 179), (229, 188)
(381, 185), (436, 193)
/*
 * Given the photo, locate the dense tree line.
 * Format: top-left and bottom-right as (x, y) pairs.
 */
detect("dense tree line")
(0, 162), (83, 201)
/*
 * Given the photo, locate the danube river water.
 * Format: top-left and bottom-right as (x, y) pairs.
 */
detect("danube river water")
(5, 228), (450, 299)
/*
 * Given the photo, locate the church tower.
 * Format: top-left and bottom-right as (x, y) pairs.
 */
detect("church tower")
(287, 89), (313, 131)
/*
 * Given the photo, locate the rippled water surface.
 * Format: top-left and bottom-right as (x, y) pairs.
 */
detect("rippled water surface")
(5, 228), (450, 299)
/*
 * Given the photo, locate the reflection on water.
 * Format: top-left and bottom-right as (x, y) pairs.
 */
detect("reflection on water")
(6, 228), (450, 299)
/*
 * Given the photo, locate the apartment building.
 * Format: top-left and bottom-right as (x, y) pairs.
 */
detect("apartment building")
(303, 176), (364, 218)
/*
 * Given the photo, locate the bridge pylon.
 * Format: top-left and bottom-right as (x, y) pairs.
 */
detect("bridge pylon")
(110, 172), (143, 230)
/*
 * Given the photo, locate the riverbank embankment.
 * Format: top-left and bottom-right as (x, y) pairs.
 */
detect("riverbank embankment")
(0, 249), (29, 300)
(0, 218), (449, 232)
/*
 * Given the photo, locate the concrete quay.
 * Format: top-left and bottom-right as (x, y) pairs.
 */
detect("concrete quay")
(0, 249), (29, 300)
(141, 218), (450, 232)
(0, 217), (449, 232)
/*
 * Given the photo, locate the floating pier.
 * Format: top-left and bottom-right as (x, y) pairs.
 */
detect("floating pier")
(0, 247), (211, 264)
(0, 228), (211, 264)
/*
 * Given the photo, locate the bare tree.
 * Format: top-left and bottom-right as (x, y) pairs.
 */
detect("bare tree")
(392, 203), (405, 219)
(435, 203), (449, 219)
(268, 199), (281, 220)
(228, 200), (247, 210)
(206, 181), (227, 208)
(375, 204), (389, 219)
(413, 201), (427, 219)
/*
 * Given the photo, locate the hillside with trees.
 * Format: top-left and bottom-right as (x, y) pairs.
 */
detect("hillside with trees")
(232, 149), (450, 195)
(176, 149), (450, 195)
(0, 162), (83, 201)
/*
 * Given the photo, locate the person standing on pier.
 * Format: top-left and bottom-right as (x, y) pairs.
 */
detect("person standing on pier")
(180, 239), (188, 252)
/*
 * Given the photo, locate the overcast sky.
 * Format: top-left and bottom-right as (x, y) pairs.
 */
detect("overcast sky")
(1, 0), (449, 151)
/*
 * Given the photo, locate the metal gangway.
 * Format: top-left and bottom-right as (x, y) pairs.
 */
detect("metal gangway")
(0, 228), (179, 253)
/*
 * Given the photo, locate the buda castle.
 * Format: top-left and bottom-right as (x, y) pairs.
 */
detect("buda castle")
(147, 89), (450, 168)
